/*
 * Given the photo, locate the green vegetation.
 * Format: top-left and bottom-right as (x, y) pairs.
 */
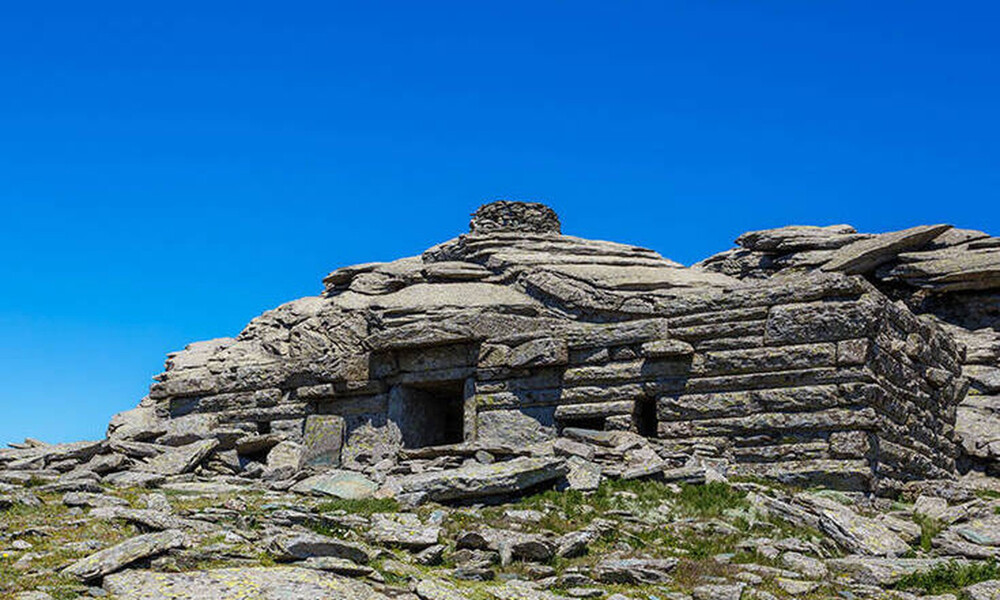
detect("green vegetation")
(0, 494), (141, 599)
(913, 513), (946, 553)
(975, 489), (1000, 500)
(893, 559), (1000, 594)
(316, 496), (400, 515)
(675, 481), (749, 518)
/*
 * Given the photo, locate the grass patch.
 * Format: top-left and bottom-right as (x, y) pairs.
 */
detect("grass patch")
(316, 496), (399, 515)
(893, 560), (1000, 594)
(512, 477), (679, 533)
(675, 482), (749, 518)
(975, 489), (1000, 501)
(0, 495), (141, 599)
(913, 513), (945, 553)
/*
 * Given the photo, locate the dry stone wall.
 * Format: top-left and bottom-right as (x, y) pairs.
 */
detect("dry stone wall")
(699, 221), (1000, 478)
(109, 201), (979, 494)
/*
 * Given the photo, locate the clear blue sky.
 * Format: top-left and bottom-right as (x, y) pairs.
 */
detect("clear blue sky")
(1, 1), (997, 445)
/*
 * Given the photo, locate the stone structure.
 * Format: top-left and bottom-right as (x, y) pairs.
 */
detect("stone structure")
(699, 222), (1000, 477)
(105, 201), (985, 495)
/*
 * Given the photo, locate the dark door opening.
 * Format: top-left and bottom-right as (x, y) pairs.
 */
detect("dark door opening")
(634, 396), (658, 437)
(390, 380), (466, 449)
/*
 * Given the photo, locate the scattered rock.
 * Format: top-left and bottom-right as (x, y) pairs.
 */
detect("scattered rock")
(102, 567), (390, 599)
(291, 470), (378, 499)
(138, 439), (218, 476)
(592, 558), (678, 584)
(379, 457), (568, 506)
(268, 532), (371, 564)
(368, 512), (441, 549)
(63, 530), (186, 581)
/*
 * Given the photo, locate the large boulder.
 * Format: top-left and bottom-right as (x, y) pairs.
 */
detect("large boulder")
(379, 457), (568, 506)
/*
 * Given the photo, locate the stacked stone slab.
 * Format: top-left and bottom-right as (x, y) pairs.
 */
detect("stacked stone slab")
(698, 222), (1000, 477)
(108, 201), (974, 494)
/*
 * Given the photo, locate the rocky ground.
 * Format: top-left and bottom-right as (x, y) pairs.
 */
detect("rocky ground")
(4, 205), (1000, 599)
(3, 432), (1000, 600)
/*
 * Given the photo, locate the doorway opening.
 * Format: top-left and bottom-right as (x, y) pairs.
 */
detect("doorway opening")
(634, 396), (658, 437)
(390, 380), (466, 449)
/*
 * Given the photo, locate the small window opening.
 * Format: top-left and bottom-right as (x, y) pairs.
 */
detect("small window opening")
(257, 421), (272, 435)
(391, 380), (465, 448)
(559, 416), (607, 433)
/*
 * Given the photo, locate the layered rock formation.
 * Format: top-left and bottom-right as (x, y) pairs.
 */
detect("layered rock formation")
(103, 201), (979, 495)
(698, 221), (1000, 477)
(4, 201), (1000, 600)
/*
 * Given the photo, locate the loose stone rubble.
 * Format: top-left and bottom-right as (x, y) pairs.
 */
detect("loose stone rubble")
(2, 200), (999, 599)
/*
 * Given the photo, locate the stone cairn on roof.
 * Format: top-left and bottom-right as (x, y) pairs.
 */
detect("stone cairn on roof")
(2, 201), (999, 599)
(469, 200), (562, 234)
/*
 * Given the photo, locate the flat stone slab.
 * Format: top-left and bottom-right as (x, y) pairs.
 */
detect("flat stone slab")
(268, 532), (371, 564)
(103, 567), (390, 599)
(964, 579), (1000, 600)
(415, 579), (468, 600)
(138, 439), (218, 476)
(368, 512), (441, 549)
(952, 515), (1000, 547)
(795, 493), (910, 557)
(299, 556), (374, 577)
(291, 470), (378, 499)
(63, 530), (185, 581)
(102, 471), (168, 488)
(821, 224), (952, 274)
(379, 456), (568, 506)
(592, 557), (679, 584)
(158, 481), (249, 495)
(826, 556), (962, 586)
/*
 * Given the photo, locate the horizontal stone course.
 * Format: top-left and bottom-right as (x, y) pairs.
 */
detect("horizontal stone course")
(91, 202), (978, 495)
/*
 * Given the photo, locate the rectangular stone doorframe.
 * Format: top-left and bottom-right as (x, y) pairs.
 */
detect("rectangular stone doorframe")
(388, 378), (469, 449)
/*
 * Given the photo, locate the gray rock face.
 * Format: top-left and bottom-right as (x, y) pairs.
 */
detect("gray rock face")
(102, 567), (390, 600)
(468, 200), (561, 234)
(964, 579), (1000, 600)
(18, 201), (993, 500)
(63, 530), (186, 581)
(826, 556), (963, 586)
(290, 470), (378, 499)
(796, 494), (910, 557)
(368, 512), (441, 549)
(138, 439), (218, 476)
(698, 220), (1000, 477)
(592, 558), (679, 584)
(415, 579), (468, 600)
(268, 532), (371, 564)
(379, 457), (569, 506)
(821, 224), (954, 274)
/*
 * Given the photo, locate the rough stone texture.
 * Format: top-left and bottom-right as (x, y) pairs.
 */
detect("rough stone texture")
(698, 220), (1000, 479)
(267, 532), (371, 564)
(102, 567), (390, 599)
(368, 512), (441, 548)
(795, 494), (911, 557)
(63, 530), (186, 581)
(964, 580), (1000, 600)
(21, 201), (995, 499)
(592, 558), (678, 584)
(291, 470), (378, 499)
(137, 439), (218, 476)
(826, 556), (963, 586)
(379, 457), (569, 506)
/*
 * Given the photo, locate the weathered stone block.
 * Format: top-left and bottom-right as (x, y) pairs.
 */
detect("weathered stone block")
(301, 415), (345, 467)
(765, 299), (880, 345)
